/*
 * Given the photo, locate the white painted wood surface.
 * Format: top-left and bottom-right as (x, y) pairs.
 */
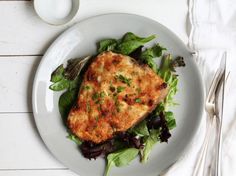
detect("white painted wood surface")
(0, 0), (189, 175)
(0, 170), (77, 176)
(0, 0), (188, 55)
(0, 56), (40, 112)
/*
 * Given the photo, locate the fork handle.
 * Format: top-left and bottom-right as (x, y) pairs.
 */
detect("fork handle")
(192, 116), (214, 176)
(210, 117), (222, 176)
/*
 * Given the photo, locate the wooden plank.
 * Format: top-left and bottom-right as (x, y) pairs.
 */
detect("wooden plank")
(0, 0), (188, 55)
(0, 170), (77, 176)
(0, 113), (66, 169)
(0, 56), (40, 112)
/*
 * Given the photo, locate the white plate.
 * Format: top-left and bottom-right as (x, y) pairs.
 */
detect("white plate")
(32, 13), (204, 176)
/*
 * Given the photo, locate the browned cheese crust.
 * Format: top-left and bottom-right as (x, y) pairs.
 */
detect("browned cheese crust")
(67, 51), (168, 144)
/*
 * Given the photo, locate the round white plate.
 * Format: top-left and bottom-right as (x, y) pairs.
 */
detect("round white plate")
(32, 13), (204, 176)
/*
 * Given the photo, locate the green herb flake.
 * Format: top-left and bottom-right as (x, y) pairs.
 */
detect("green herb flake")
(117, 86), (125, 93)
(114, 95), (120, 112)
(135, 98), (142, 103)
(84, 85), (91, 90)
(116, 74), (132, 86)
(100, 91), (106, 98)
(95, 99), (103, 105)
(86, 101), (91, 112)
(95, 116), (99, 122)
(92, 92), (99, 100)
(97, 105), (102, 111)
(136, 87), (142, 94)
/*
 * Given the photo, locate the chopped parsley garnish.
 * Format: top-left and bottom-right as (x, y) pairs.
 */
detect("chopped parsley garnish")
(92, 92), (99, 100)
(117, 86), (125, 93)
(136, 87), (142, 94)
(92, 91), (106, 102)
(95, 116), (99, 122)
(135, 98), (142, 103)
(116, 74), (132, 86)
(84, 85), (91, 90)
(114, 95), (120, 112)
(86, 101), (91, 112)
(100, 91), (106, 98)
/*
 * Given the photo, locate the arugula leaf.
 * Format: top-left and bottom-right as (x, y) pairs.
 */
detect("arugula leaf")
(140, 44), (166, 71)
(141, 130), (159, 163)
(104, 148), (139, 176)
(158, 54), (180, 108)
(130, 120), (149, 137)
(165, 111), (176, 130)
(116, 33), (156, 55)
(67, 134), (82, 145)
(98, 39), (118, 53)
(96, 32), (156, 56)
(50, 64), (65, 83)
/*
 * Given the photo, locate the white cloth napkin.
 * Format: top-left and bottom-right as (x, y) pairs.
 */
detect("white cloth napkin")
(163, 0), (236, 175)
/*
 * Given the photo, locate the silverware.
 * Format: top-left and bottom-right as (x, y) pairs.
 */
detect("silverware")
(211, 52), (226, 176)
(192, 53), (226, 176)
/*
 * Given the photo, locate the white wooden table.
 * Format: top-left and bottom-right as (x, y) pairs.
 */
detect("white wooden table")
(0, 0), (188, 175)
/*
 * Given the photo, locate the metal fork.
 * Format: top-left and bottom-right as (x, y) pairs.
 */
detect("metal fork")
(192, 68), (224, 176)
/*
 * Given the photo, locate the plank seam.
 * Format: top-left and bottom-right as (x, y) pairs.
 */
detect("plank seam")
(0, 112), (33, 114)
(0, 168), (68, 171)
(0, 55), (43, 57)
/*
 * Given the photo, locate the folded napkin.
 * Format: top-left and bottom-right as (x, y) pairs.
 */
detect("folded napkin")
(164, 0), (236, 175)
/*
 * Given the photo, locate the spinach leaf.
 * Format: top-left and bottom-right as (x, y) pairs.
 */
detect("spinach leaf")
(97, 32), (156, 56)
(49, 78), (70, 91)
(141, 130), (159, 163)
(104, 148), (139, 176)
(98, 39), (118, 53)
(116, 34), (156, 55)
(67, 134), (82, 145)
(130, 120), (149, 137)
(59, 89), (77, 122)
(50, 64), (65, 83)
(121, 32), (150, 42)
(49, 64), (71, 91)
(140, 44), (166, 71)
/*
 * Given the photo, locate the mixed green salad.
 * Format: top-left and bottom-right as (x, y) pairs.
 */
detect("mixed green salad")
(49, 32), (185, 176)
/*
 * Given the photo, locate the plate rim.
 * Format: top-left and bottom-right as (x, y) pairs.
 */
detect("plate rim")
(32, 12), (204, 176)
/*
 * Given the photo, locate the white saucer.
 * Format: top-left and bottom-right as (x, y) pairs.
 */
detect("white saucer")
(34, 0), (80, 25)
